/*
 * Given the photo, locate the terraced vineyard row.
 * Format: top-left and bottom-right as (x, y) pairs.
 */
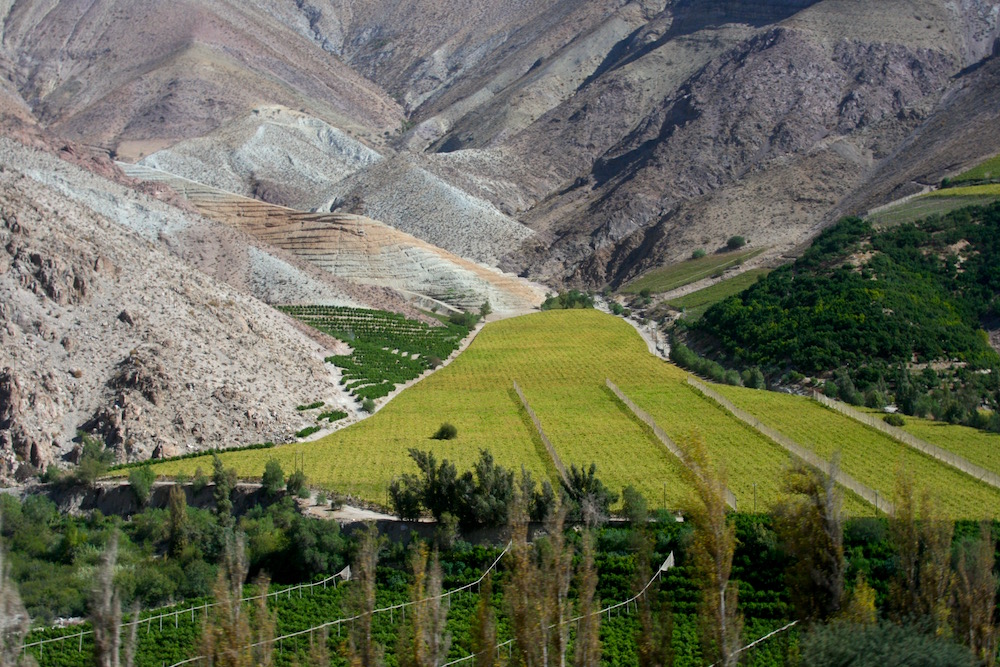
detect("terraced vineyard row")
(279, 306), (471, 400)
(714, 385), (1000, 520)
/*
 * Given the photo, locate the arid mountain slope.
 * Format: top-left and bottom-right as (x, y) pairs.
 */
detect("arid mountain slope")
(0, 138), (360, 482)
(4, 0), (1000, 292)
(0, 0), (403, 155)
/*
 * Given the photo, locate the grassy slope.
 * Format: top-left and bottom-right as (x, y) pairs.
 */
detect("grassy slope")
(668, 269), (771, 321)
(867, 195), (999, 228)
(146, 310), (997, 517)
(951, 153), (1000, 185)
(714, 385), (1000, 520)
(147, 311), (804, 513)
(623, 248), (766, 294)
(862, 408), (1000, 477)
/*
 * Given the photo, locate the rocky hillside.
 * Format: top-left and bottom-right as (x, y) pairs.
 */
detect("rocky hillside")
(0, 136), (391, 482)
(0, 0), (403, 156)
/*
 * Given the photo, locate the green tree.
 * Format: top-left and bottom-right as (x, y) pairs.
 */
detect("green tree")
(128, 466), (156, 507)
(286, 469), (307, 497)
(212, 455), (237, 528)
(953, 522), (998, 665)
(397, 546), (450, 667)
(573, 532), (601, 667)
(772, 458), (844, 621)
(167, 485), (188, 558)
(262, 460), (284, 499)
(680, 436), (741, 667)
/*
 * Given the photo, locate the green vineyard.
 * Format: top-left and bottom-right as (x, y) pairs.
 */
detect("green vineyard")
(279, 306), (473, 401)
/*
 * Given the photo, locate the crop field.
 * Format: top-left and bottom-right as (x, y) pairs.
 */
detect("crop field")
(861, 408), (1000, 478)
(926, 183), (1000, 197)
(150, 311), (704, 507)
(147, 310), (997, 518)
(867, 195), (1000, 228)
(147, 311), (787, 510)
(622, 247), (766, 294)
(951, 153), (1000, 185)
(713, 385), (1000, 520)
(278, 306), (470, 400)
(667, 268), (771, 321)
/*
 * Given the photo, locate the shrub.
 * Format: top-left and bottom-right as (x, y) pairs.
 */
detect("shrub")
(692, 248), (707, 259)
(449, 311), (480, 328)
(296, 401), (324, 411)
(726, 235), (746, 250)
(361, 398), (376, 413)
(73, 432), (115, 487)
(315, 491), (327, 506)
(262, 459), (285, 498)
(286, 469), (307, 496)
(883, 414), (905, 427)
(317, 410), (348, 423)
(479, 301), (492, 318)
(295, 425), (321, 439)
(128, 465), (156, 506)
(431, 422), (458, 440)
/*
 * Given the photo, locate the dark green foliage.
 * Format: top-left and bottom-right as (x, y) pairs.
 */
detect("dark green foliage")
(726, 236), (746, 250)
(394, 449), (516, 529)
(128, 465), (156, 507)
(741, 367), (765, 389)
(800, 622), (978, 666)
(280, 305), (472, 401)
(262, 459), (284, 499)
(286, 469), (307, 497)
(295, 425), (321, 438)
(611, 302), (625, 316)
(389, 476), (423, 521)
(622, 485), (649, 525)
(670, 341), (743, 386)
(317, 410), (348, 423)
(361, 397), (376, 413)
(211, 455), (237, 526)
(692, 248), (707, 259)
(108, 442), (275, 473)
(884, 413), (906, 427)
(73, 432), (115, 487)
(541, 290), (595, 310)
(697, 205), (1000, 429)
(561, 463), (619, 524)
(431, 422), (458, 440)
(295, 401), (325, 411)
(449, 311), (481, 328)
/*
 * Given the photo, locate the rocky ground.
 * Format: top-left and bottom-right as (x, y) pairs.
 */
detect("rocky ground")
(0, 137), (364, 482)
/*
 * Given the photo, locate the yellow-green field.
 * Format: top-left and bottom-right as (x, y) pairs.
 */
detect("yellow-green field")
(867, 195), (1000, 228)
(951, 153), (1000, 186)
(714, 385), (1000, 520)
(622, 247), (766, 294)
(147, 311), (804, 513)
(926, 184), (1000, 197)
(861, 408), (1000, 478)
(144, 310), (998, 518)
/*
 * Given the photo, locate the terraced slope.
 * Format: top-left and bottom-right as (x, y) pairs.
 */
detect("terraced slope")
(714, 385), (1000, 520)
(119, 164), (544, 314)
(147, 310), (857, 513)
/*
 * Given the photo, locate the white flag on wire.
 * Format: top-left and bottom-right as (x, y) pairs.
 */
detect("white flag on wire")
(659, 552), (675, 572)
(336, 565), (351, 581)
